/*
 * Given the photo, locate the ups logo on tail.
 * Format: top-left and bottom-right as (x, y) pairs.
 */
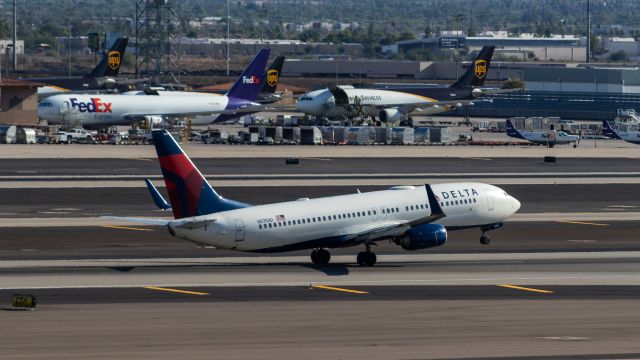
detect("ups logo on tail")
(267, 69), (279, 87)
(108, 51), (121, 70)
(474, 59), (487, 79)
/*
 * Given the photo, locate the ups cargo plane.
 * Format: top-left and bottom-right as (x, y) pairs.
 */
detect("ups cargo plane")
(296, 46), (509, 123)
(23, 38), (129, 99)
(110, 130), (521, 267)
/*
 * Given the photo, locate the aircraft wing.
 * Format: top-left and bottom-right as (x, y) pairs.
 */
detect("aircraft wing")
(121, 105), (265, 120)
(343, 184), (446, 244)
(367, 99), (477, 115)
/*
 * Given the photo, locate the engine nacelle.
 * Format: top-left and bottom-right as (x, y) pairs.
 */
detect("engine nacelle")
(379, 108), (404, 123)
(395, 224), (447, 250)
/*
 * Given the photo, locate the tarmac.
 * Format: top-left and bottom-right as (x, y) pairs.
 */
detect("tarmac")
(2, 150), (640, 359)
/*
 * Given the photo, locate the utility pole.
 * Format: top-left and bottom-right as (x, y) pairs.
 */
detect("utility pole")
(12, 0), (17, 71)
(67, 25), (72, 77)
(587, 0), (591, 63)
(226, 0), (230, 76)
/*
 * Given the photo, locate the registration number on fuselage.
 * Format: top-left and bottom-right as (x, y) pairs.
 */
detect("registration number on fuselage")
(257, 218), (274, 224)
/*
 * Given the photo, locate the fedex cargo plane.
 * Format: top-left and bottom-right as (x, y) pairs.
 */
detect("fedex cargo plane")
(110, 130), (521, 267)
(37, 49), (271, 127)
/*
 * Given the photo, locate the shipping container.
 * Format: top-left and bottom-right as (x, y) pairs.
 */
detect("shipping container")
(347, 127), (372, 145)
(391, 127), (414, 145)
(428, 127), (453, 143)
(282, 127), (301, 144)
(413, 127), (430, 144)
(16, 128), (36, 144)
(264, 126), (283, 144)
(374, 127), (391, 144)
(300, 127), (322, 145)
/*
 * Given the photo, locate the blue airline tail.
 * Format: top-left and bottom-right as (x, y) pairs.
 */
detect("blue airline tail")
(152, 130), (250, 219)
(602, 120), (621, 139)
(505, 119), (526, 139)
(226, 48), (271, 101)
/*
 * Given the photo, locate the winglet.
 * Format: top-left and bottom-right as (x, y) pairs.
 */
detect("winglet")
(425, 184), (445, 219)
(145, 178), (172, 210)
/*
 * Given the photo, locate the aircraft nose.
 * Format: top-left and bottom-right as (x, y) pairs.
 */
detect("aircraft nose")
(511, 196), (521, 212)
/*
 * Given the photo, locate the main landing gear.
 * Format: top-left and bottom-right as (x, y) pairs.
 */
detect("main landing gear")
(310, 248), (331, 265)
(357, 243), (377, 267)
(480, 233), (491, 245)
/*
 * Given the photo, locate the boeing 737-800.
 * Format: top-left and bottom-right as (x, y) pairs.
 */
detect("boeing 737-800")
(111, 130), (521, 266)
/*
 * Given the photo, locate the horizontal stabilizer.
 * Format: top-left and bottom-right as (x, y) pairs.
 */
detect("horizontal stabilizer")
(102, 216), (171, 226)
(145, 179), (171, 210)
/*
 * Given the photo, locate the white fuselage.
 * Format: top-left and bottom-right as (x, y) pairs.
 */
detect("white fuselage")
(296, 87), (447, 118)
(37, 93), (234, 127)
(614, 131), (640, 144)
(170, 183), (520, 252)
(515, 130), (579, 145)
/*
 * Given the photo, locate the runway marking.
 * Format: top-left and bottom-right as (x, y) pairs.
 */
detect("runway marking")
(555, 220), (609, 227)
(567, 239), (597, 243)
(468, 157), (492, 161)
(101, 225), (154, 232)
(311, 284), (369, 295)
(498, 284), (554, 294)
(145, 286), (209, 296)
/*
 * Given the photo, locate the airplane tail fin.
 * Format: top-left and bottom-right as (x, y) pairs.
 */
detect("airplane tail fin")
(450, 46), (495, 89)
(602, 120), (621, 139)
(226, 48), (271, 101)
(505, 119), (526, 139)
(152, 130), (249, 219)
(261, 56), (285, 94)
(88, 37), (128, 78)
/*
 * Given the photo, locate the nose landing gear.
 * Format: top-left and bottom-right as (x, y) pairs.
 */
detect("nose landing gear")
(310, 248), (331, 265)
(479, 223), (504, 245)
(357, 243), (377, 267)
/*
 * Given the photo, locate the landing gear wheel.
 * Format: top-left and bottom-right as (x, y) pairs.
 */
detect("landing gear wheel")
(356, 251), (377, 267)
(480, 235), (491, 245)
(311, 249), (331, 265)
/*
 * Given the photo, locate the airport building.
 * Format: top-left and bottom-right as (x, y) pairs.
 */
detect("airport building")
(0, 79), (40, 125)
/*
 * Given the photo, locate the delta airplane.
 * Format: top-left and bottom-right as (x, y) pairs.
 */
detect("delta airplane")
(296, 46), (499, 122)
(111, 130), (521, 267)
(23, 38), (130, 99)
(506, 119), (579, 147)
(602, 120), (640, 144)
(37, 49), (271, 128)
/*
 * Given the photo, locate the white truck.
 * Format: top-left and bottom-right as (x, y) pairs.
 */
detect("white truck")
(55, 128), (94, 144)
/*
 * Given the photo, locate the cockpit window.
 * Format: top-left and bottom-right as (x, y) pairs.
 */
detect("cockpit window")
(39, 102), (53, 107)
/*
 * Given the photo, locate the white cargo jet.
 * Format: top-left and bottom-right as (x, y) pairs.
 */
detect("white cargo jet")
(110, 130), (521, 267)
(506, 119), (579, 147)
(37, 49), (271, 128)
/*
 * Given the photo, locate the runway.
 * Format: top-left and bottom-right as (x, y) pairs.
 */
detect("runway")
(2, 156), (640, 359)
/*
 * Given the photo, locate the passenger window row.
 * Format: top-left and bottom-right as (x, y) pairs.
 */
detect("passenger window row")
(257, 204), (417, 230)
(439, 198), (477, 207)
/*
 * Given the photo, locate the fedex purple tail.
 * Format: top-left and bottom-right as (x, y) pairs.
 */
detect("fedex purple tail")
(152, 130), (250, 219)
(226, 48), (271, 101)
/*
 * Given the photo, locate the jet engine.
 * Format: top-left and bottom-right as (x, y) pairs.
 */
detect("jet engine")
(394, 224), (447, 250)
(379, 108), (404, 123)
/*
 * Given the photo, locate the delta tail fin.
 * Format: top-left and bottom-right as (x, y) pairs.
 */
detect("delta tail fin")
(450, 46), (495, 89)
(505, 119), (526, 140)
(88, 37), (128, 78)
(152, 130), (250, 219)
(226, 48), (271, 101)
(260, 56), (285, 94)
(602, 120), (621, 139)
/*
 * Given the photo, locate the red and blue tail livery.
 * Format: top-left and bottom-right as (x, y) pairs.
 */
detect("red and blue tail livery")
(152, 130), (250, 219)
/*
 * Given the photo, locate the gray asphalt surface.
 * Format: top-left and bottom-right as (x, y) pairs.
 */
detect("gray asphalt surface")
(2, 157), (640, 177)
(2, 184), (640, 218)
(0, 221), (636, 260)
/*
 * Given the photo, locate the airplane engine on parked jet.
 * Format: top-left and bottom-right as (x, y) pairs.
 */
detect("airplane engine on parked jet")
(394, 224), (447, 250)
(379, 108), (404, 122)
